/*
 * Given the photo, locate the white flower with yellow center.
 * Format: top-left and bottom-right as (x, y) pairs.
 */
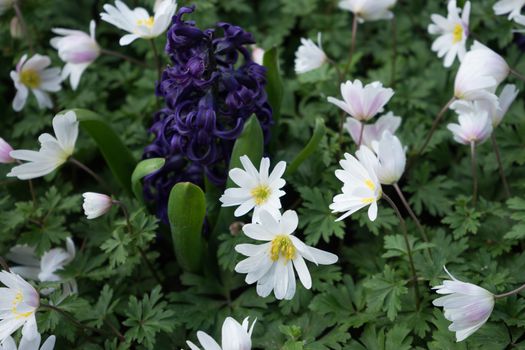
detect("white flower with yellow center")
(7, 112), (79, 180)
(235, 210), (338, 300)
(186, 317), (255, 350)
(428, 0), (471, 68)
(100, 0), (177, 46)
(1, 332), (56, 350)
(220, 156), (286, 223)
(330, 146), (382, 221)
(10, 54), (62, 112)
(0, 271), (39, 342)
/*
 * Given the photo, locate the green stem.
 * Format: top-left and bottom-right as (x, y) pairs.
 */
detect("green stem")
(150, 39), (163, 82)
(495, 283), (525, 299)
(343, 15), (358, 76)
(470, 141), (478, 207)
(100, 48), (151, 68)
(417, 97), (456, 156)
(490, 133), (511, 197)
(69, 158), (113, 194)
(13, 0), (33, 53)
(393, 183), (429, 244)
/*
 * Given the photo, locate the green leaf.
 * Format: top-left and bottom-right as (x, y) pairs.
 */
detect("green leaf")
(504, 197), (525, 240)
(168, 182), (206, 273)
(364, 266), (408, 321)
(71, 109), (136, 194)
(286, 118), (326, 176)
(263, 47), (284, 129)
(131, 158), (165, 201)
(213, 115), (264, 235)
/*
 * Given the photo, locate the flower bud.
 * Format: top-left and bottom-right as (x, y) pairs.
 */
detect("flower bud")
(9, 17), (22, 39)
(82, 192), (114, 219)
(0, 137), (15, 164)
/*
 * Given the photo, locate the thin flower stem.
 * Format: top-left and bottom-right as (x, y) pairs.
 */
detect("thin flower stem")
(357, 122), (365, 148)
(417, 97), (456, 156)
(118, 203), (163, 286)
(495, 283), (525, 299)
(327, 57), (344, 83)
(491, 133), (511, 197)
(393, 183), (429, 244)
(0, 257), (10, 271)
(100, 48), (151, 68)
(470, 141), (478, 207)
(13, 1), (33, 53)
(69, 158), (113, 194)
(40, 303), (124, 341)
(382, 193), (421, 310)
(150, 39), (163, 82)
(343, 15), (358, 76)
(28, 179), (36, 206)
(510, 68), (525, 82)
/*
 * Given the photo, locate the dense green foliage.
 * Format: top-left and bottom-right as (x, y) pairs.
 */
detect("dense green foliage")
(1, 0), (525, 349)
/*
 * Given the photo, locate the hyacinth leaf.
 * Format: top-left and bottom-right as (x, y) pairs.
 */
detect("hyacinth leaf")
(263, 47), (284, 131)
(71, 109), (136, 194)
(213, 115), (264, 236)
(286, 117), (326, 175)
(131, 158), (166, 202)
(168, 182), (206, 273)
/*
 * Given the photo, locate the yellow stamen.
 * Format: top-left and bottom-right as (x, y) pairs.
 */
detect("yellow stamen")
(270, 235), (296, 262)
(11, 291), (33, 319)
(364, 179), (375, 191)
(361, 197), (375, 204)
(20, 69), (41, 89)
(251, 185), (272, 206)
(137, 17), (155, 28)
(452, 24), (463, 44)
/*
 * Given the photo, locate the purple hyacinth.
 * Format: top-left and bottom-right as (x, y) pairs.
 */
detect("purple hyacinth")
(143, 6), (272, 223)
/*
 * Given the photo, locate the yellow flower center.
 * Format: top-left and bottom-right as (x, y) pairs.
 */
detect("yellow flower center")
(20, 69), (41, 89)
(11, 291), (33, 319)
(270, 235), (296, 262)
(137, 17), (155, 28)
(251, 185), (272, 206)
(452, 24), (463, 44)
(364, 179), (375, 191)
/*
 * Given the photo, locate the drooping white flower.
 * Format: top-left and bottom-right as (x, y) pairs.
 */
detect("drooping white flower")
(433, 267), (495, 342)
(50, 21), (100, 90)
(0, 0), (14, 15)
(330, 146), (382, 221)
(0, 138), (14, 164)
(186, 317), (255, 350)
(454, 41), (510, 105)
(7, 112), (78, 180)
(7, 238), (77, 296)
(1, 333), (55, 350)
(235, 210), (338, 300)
(491, 84), (519, 127)
(338, 0), (396, 22)
(10, 54), (61, 112)
(370, 131), (406, 185)
(0, 271), (40, 342)
(294, 33), (327, 74)
(344, 111), (401, 148)
(252, 46), (265, 66)
(220, 156), (286, 223)
(493, 0), (525, 20)
(448, 101), (493, 145)
(82, 193), (114, 219)
(328, 80), (395, 122)
(428, 0), (471, 68)
(9, 17), (22, 39)
(100, 0), (177, 46)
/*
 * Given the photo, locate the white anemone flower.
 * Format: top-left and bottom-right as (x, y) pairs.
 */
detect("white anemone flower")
(100, 0), (177, 46)
(328, 80), (394, 122)
(1, 333), (55, 350)
(7, 112), (78, 180)
(220, 156), (286, 223)
(493, 0), (525, 20)
(370, 131), (406, 185)
(344, 111), (401, 148)
(10, 54), (61, 112)
(0, 271), (39, 342)
(82, 193), (114, 219)
(186, 317), (255, 350)
(454, 41), (510, 105)
(50, 21), (100, 90)
(0, 138), (14, 164)
(338, 0), (397, 22)
(294, 33), (327, 74)
(7, 238), (77, 296)
(433, 267), (495, 342)
(428, 0), (471, 68)
(235, 210), (338, 300)
(330, 146), (382, 221)
(448, 101), (494, 145)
